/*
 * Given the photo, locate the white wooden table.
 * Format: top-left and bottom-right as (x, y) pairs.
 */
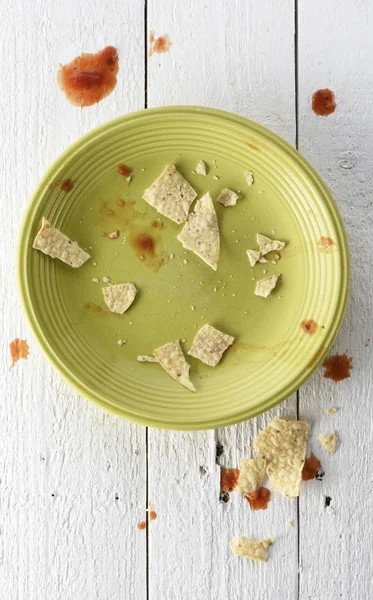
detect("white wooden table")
(1, 1), (372, 598)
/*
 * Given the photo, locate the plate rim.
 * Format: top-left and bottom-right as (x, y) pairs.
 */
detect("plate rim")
(17, 105), (351, 430)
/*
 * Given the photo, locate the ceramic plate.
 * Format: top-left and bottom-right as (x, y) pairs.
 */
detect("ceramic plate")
(18, 107), (350, 430)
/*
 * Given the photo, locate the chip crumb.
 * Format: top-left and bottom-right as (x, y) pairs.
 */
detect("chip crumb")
(117, 339), (127, 346)
(288, 521), (294, 528)
(245, 171), (254, 186)
(191, 305), (195, 311)
(213, 175), (219, 180)
(92, 262), (97, 266)
(102, 276), (110, 283)
(195, 159), (207, 176)
(183, 259), (188, 264)
(230, 536), (273, 563)
(319, 432), (338, 454)
(126, 175), (132, 184)
(271, 229), (276, 235)
(326, 407), (337, 415)
(170, 253), (174, 259)
(123, 236), (127, 244)
(108, 230), (119, 239)
(181, 338), (186, 343)
(92, 277), (99, 283)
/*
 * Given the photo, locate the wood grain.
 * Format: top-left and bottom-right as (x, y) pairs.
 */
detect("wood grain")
(147, 1), (299, 598)
(0, 1), (147, 598)
(298, 1), (373, 599)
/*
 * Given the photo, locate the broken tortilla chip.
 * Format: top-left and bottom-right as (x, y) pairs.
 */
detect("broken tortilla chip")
(217, 188), (239, 207)
(236, 458), (266, 495)
(319, 432), (337, 454)
(178, 193), (220, 270)
(230, 536), (273, 562)
(102, 283), (137, 314)
(188, 324), (234, 367)
(33, 217), (90, 267)
(137, 355), (158, 363)
(257, 234), (285, 255)
(255, 274), (280, 298)
(143, 165), (197, 224)
(153, 340), (195, 392)
(253, 418), (310, 498)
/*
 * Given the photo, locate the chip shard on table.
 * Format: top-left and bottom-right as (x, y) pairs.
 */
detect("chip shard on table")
(253, 418), (310, 497)
(255, 274), (280, 298)
(188, 324), (234, 367)
(195, 159), (207, 175)
(217, 188), (239, 207)
(143, 164), (197, 224)
(326, 407), (337, 415)
(236, 458), (267, 495)
(257, 233), (285, 255)
(137, 355), (158, 363)
(319, 432), (337, 454)
(230, 536), (273, 563)
(33, 217), (90, 268)
(177, 192), (220, 270)
(102, 283), (137, 314)
(153, 340), (195, 391)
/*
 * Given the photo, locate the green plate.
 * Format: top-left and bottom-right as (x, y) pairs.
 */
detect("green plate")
(18, 107), (350, 430)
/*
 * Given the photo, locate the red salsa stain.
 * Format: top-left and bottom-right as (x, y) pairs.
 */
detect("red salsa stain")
(302, 453), (321, 481)
(84, 302), (106, 314)
(312, 89), (336, 116)
(149, 31), (172, 56)
(149, 511), (157, 521)
(117, 164), (131, 177)
(301, 319), (319, 335)
(318, 236), (335, 250)
(9, 338), (29, 370)
(57, 46), (119, 107)
(322, 352), (352, 382)
(137, 521), (146, 530)
(220, 468), (240, 492)
(245, 487), (271, 511)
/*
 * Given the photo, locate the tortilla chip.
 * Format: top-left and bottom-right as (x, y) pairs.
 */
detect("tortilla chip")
(188, 324), (234, 367)
(33, 217), (90, 268)
(143, 165), (197, 224)
(319, 432), (337, 454)
(255, 274), (280, 298)
(153, 340), (195, 391)
(137, 355), (158, 363)
(217, 188), (239, 207)
(253, 418), (309, 497)
(177, 193), (220, 270)
(230, 537), (273, 562)
(195, 160), (207, 175)
(102, 283), (137, 314)
(257, 234), (285, 255)
(236, 458), (266, 495)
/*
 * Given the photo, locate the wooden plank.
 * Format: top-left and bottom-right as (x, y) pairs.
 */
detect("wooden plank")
(0, 1), (146, 598)
(297, 1), (373, 598)
(147, 1), (298, 597)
